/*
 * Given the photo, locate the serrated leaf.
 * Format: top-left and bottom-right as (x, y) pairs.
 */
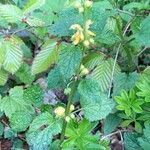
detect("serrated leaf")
(24, 84), (44, 107)
(78, 79), (115, 121)
(113, 72), (139, 96)
(104, 113), (122, 135)
(0, 122), (4, 136)
(2, 37), (23, 74)
(0, 4), (23, 23)
(0, 39), (6, 68)
(0, 70), (8, 86)
(85, 53), (120, 92)
(58, 44), (82, 81)
(32, 40), (58, 75)
(15, 63), (35, 85)
(26, 112), (61, 150)
(136, 16), (150, 47)
(23, 0), (45, 14)
(0, 86), (34, 118)
(47, 66), (66, 89)
(10, 111), (32, 132)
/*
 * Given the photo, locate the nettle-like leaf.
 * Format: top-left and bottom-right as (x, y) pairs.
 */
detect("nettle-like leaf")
(84, 53), (120, 92)
(15, 63), (35, 85)
(1, 37), (23, 74)
(0, 69), (8, 86)
(0, 86), (34, 118)
(10, 111), (32, 132)
(32, 40), (58, 75)
(26, 112), (61, 150)
(136, 16), (150, 47)
(62, 119), (103, 150)
(23, 0), (45, 14)
(0, 39), (6, 68)
(138, 123), (150, 149)
(78, 79), (115, 121)
(57, 44), (82, 81)
(24, 84), (44, 107)
(0, 4), (23, 23)
(113, 72), (139, 96)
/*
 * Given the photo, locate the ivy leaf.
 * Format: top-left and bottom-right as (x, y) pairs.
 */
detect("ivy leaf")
(0, 4), (23, 23)
(31, 40), (58, 75)
(0, 86), (34, 118)
(58, 44), (82, 81)
(26, 112), (61, 150)
(0, 70), (8, 86)
(15, 63), (35, 85)
(78, 79), (115, 121)
(136, 16), (150, 47)
(10, 111), (32, 132)
(2, 37), (23, 74)
(23, 0), (45, 14)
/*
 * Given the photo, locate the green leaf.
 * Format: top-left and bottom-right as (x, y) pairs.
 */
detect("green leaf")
(23, 0), (45, 14)
(138, 123), (150, 150)
(0, 122), (4, 136)
(0, 69), (8, 86)
(31, 40), (58, 75)
(24, 84), (44, 107)
(58, 44), (82, 81)
(10, 111), (32, 132)
(85, 53), (120, 92)
(104, 113), (122, 135)
(0, 4), (23, 23)
(0, 39), (6, 68)
(26, 112), (61, 150)
(2, 37), (23, 74)
(113, 72), (139, 96)
(62, 119), (102, 150)
(78, 79), (115, 121)
(0, 86), (34, 118)
(124, 132), (141, 150)
(47, 66), (66, 89)
(136, 16), (150, 47)
(15, 63), (35, 85)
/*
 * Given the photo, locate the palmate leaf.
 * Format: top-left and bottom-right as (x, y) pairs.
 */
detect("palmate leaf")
(84, 53), (120, 92)
(0, 86), (34, 118)
(26, 112), (61, 150)
(31, 40), (58, 75)
(23, 0), (45, 14)
(0, 4), (23, 23)
(2, 37), (23, 74)
(0, 69), (8, 86)
(78, 79), (115, 121)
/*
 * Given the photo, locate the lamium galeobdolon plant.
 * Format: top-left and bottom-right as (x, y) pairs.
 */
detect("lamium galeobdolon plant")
(0, 0), (150, 149)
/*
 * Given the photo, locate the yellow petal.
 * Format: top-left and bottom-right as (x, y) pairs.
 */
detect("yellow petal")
(87, 30), (96, 36)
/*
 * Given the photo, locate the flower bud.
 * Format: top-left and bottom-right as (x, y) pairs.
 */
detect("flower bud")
(54, 106), (65, 117)
(74, 1), (81, 9)
(83, 40), (90, 47)
(80, 68), (89, 76)
(70, 105), (75, 112)
(79, 7), (84, 13)
(80, 64), (85, 71)
(70, 114), (75, 119)
(84, 0), (93, 8)
(89, 38), (95, 44)
(65, 116), (71, 122)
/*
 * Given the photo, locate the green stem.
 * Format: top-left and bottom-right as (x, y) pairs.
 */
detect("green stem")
(59, 80), (79, 149)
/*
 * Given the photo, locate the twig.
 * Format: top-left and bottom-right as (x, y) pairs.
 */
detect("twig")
(117, 9), (135, 17)
(137, 47), (148, 57)
(108, 19), (133, 98)
(119, 130), (124, 150)
(101, 129), (128, 140)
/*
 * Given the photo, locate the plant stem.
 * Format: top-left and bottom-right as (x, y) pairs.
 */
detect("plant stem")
(59, 80), (79, 149)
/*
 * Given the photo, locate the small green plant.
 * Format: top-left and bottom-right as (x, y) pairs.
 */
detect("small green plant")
(0, 0), (150, 149)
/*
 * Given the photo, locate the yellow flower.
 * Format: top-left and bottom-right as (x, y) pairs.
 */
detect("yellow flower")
(85, 20), (96, 37)
(70, 24), (84, 45)
(84, 0), (93, 8)
(54, 106), (65, 117)
(83, 40), (90, 47)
